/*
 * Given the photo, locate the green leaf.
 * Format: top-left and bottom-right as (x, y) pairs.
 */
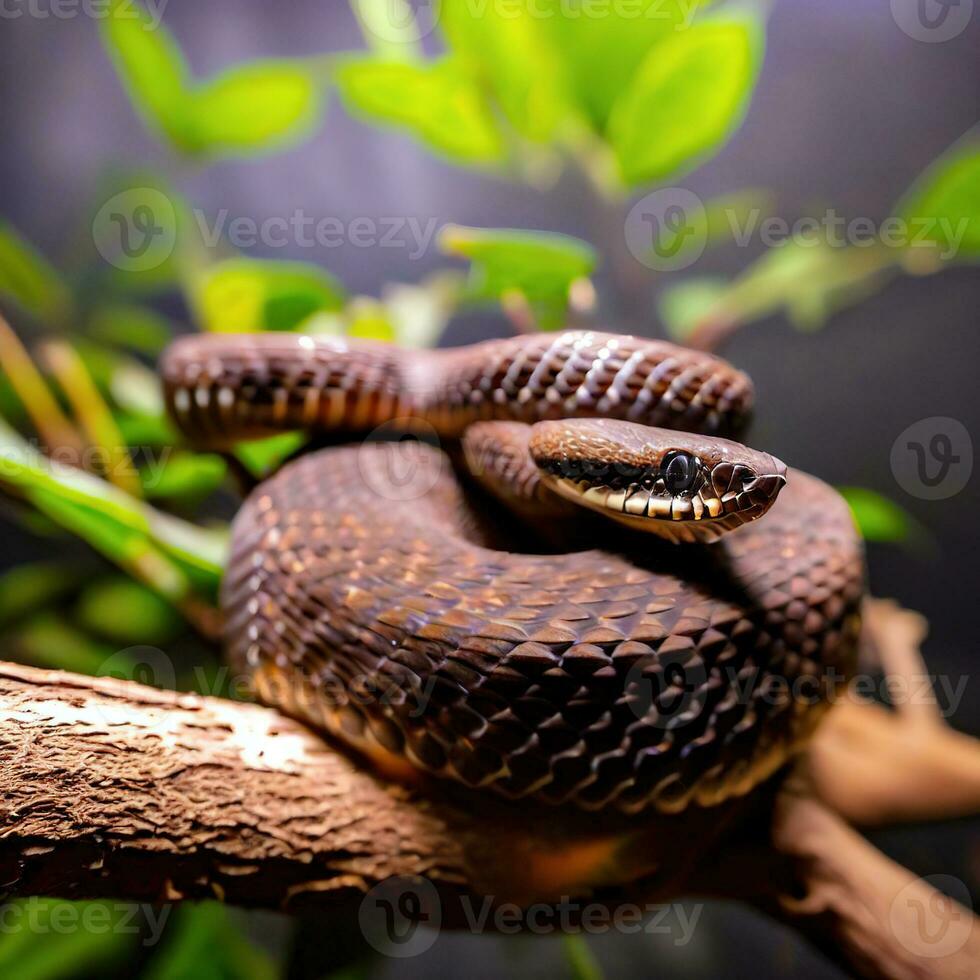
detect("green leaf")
(100, 0), (190, 149)
(0, 561), (87, 628)
(440, 0), (567, 141)
(0, 900), (133, 980)
(609, 18), (762, 186)
(440, 224), (596, 329)
(335, 56), (505, 163)
(143, 904), (276, 980)
(235, 431), (307, 480)
(0, 222), (72, 322)
(12, 612), (116, 674)
(896, 138), (980, 262)
(562, 935), (605, 980)
(75, 575), (183, 645)
(196, 258), (345, 332)
(659, 276), (728, 341)
(142, 451), (227, 502)
(0, 419), (225, 599)
(183, 61), (323, 157)
(837, 486), (914, 543)
(87, 303), (173, 354)
(542, 0), (719, 131)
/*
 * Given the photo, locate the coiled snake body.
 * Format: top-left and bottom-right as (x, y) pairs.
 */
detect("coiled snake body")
(162, 331), (864, 817)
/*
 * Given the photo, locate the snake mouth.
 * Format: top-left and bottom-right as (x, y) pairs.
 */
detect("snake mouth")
(529, 420), (788, 541)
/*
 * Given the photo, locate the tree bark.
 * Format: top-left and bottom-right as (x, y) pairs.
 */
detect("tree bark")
(1, 660), (978, 979)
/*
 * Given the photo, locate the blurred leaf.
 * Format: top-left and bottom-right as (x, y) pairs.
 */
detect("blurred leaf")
(563, 934), (604, 980)
(543, 0), (719, 132)
(235, 431), (307, 479)
(0, 419), (225, 600)
(345, 297), (396, 341)
(110, 356), (166, 418)
(101, 0), (190, 149)
(197, 258), (345, 332)
(440, 224), (596, 329)
(87, 303), (173, 354)
(142, 450), (227, 502)
(382, 273), (461, 348)
(0, 561), (86, 628)
(896, 138), (980, 262)
(183, 61), (323, 157)
(76, 575), (183, 645)
(0, 899), (133, 980)
(0, 223), (71, 322)
(659, 276), (728, 341)
(143, 903), (276, 980)
(102, 1), (323, 157)
(440, 0), (567, 141)
(12, 612), (116, 674)
(609, 18), (762, 186)
(335, 56), (505, 163)
(837, 486), (915, 543)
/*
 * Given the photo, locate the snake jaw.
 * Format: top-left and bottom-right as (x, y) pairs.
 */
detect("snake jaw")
(530, 419), (787, 542)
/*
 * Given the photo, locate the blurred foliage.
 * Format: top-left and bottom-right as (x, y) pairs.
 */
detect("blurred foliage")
(0, 1), (974, 976)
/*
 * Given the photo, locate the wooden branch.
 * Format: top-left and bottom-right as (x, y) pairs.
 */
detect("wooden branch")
(1, 660), (978, 980)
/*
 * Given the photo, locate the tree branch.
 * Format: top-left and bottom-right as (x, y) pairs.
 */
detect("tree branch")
(1, 660), (978, 979)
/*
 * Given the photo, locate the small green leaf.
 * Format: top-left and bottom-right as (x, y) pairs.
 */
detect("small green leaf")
(87, 303), (173, 354)
(0, 899), (133, 980)
(440, 224), (596, 330)
(75, 576), (183, 645)
(440, 0), (567, 141)
(562, 934), (605, 980)
(335, 56), (505, 163)
(196, 258), (345, 332)
(896, 138), (980, 262)
(100, 0), (190, 150)
(143, 904), (276, 980)
(0, 561), (86, 628)
(609, 18), (762, 186)
(141, 451), (227, 502)
(183, 61), (323, 157)
(13, 612), (116, 675)
(0, 222), (72, 322)
(235, 431), (307, 480)
(659, 277), (728, 341)
(543, 0), (719, 132)
(837, 486), (913, 543)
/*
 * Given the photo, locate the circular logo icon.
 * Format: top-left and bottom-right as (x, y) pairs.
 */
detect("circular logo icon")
(624, 188), (707, 272)
(357, 420), (446, 502)
(93, 646), (178, 730)
(890, 417), (972, 500)
(93, 188), (177, 272)
(889, 874), (973, 958)
(625, 649), (708, 731)
(891, 0), (973, 42)
(358, 875), (441, 958)
(357, 0), (441, 45)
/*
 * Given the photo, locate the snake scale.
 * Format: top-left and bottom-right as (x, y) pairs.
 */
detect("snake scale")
(161, 330), (864, 818)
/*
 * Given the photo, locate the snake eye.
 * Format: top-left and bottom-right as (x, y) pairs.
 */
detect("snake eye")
(662, 451), (700, 496)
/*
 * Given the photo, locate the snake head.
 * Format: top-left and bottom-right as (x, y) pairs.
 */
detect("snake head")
(529, 419), (787, 543)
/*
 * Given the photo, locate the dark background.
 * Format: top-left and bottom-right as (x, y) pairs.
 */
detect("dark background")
(0, 1), (978, 977)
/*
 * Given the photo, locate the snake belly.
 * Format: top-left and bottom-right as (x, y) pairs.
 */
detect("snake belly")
(164, 330), (865, 814)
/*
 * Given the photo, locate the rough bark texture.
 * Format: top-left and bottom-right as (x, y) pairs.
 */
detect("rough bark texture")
(1, 659), (978, 979)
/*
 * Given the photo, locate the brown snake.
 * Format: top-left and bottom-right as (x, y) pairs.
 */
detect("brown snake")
(161, 330), (865, 818)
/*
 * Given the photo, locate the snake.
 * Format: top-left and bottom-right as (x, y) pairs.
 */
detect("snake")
(161, 329), (864, 821)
